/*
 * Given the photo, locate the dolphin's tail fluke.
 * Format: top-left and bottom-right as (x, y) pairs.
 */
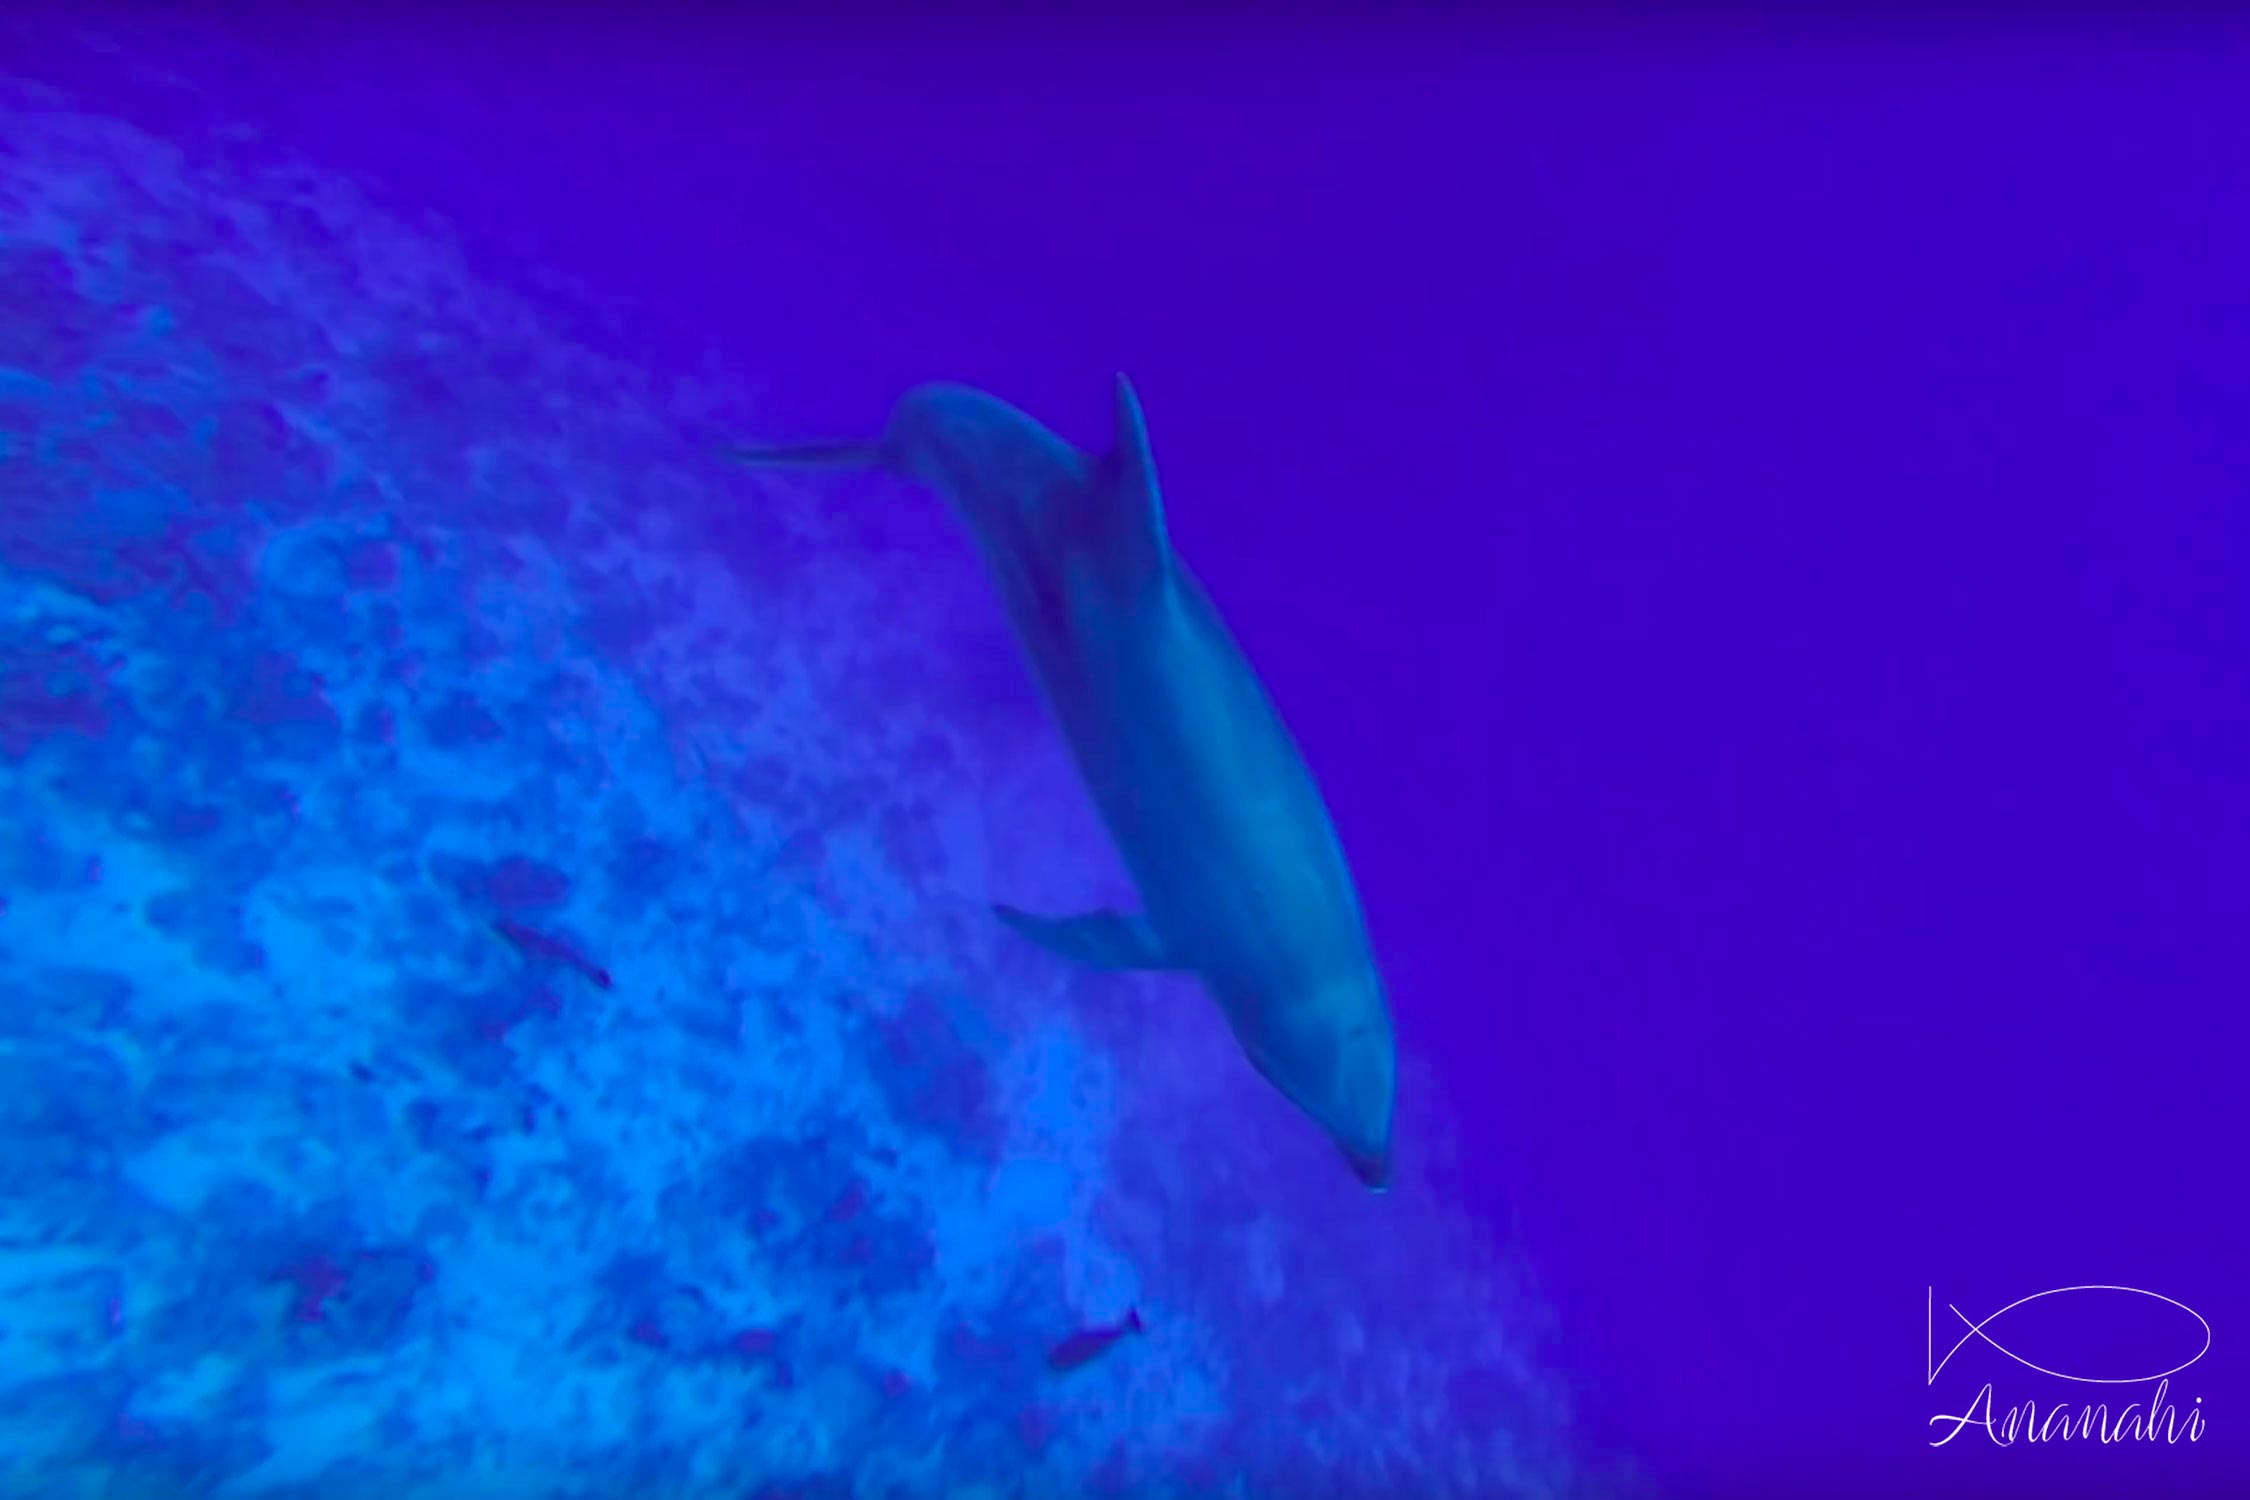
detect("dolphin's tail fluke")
(721, 441), (889, 470)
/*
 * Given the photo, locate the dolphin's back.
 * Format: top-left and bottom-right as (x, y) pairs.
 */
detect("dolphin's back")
(891, 379), (1185, 750)
(892, 379), (1171, 605)
(889, 384), (1089, 537)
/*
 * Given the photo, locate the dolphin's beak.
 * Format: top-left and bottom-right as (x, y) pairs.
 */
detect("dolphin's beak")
(1345, 1146), (1392, 1193)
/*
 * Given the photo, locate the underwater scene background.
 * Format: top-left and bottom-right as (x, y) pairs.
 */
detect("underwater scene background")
(2, 10), (2245, 1500)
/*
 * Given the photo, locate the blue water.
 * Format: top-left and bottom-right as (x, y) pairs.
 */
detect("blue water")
(3, 12), (2244, 1500)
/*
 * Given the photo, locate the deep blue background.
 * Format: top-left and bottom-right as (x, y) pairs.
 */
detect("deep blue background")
(18, 11), (2245, 1498)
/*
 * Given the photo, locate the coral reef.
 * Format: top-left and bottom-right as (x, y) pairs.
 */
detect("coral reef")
(0, 68), (1622, 1500)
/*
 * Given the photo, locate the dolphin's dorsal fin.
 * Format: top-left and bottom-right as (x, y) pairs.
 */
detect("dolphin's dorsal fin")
(1091, 373), (1174, 596)
(993, 903), (1178, 971)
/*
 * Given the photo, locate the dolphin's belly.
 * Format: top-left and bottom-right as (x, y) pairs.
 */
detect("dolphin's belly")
(1059, 571), (1373, 986)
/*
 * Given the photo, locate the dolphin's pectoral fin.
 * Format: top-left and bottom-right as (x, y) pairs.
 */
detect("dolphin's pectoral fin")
(992, 903), (1176, 971)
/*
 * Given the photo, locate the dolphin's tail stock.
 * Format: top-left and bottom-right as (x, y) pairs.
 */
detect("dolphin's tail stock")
(722, 440), (890, 470)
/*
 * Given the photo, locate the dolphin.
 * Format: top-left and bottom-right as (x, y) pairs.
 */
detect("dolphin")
(728, 376), (1397, 1190)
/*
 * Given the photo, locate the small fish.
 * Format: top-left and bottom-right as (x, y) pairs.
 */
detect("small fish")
(1045, 1308), (1144, 1373)
(491, 918), (613, 990)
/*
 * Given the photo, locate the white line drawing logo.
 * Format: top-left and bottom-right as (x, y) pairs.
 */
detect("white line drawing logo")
(1928, 1285), (2211, 1387)
(1925, 1284), (2211, 1448)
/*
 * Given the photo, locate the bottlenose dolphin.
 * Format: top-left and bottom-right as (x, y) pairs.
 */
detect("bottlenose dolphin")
(729, 377), (1397, 1190)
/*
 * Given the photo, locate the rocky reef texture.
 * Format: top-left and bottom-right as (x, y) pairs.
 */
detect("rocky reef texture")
(0, 70), (1625, 1500)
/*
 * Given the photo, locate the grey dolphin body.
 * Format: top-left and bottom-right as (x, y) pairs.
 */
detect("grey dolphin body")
(731, 377), (1397, 1189)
